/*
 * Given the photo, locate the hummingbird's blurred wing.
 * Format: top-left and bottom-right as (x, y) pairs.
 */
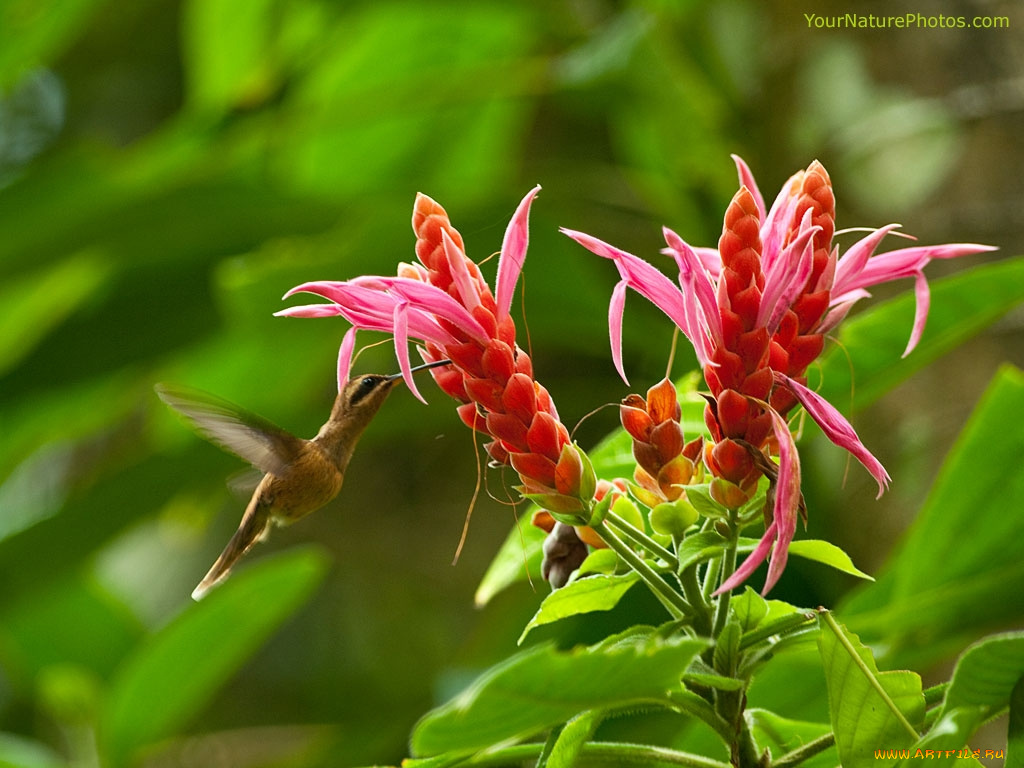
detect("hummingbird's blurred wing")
(155, 384), (304, 475)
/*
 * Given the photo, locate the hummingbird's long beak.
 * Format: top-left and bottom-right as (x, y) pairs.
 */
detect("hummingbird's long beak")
(386, 359), (452, 382)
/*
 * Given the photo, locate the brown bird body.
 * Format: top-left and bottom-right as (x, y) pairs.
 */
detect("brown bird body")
(155, 359), (449, 600)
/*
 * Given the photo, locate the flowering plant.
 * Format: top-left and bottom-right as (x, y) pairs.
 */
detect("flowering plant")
(280, 158), (1023, 768)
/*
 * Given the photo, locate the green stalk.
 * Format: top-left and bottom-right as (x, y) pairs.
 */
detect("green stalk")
(461, 741), (733, 768)
(605, 509), (679, 568)
(711, 514), (740, 638)
(771, 731), (836, 768)
(590, 519), (690, 620)
(679, 564), (713, 637)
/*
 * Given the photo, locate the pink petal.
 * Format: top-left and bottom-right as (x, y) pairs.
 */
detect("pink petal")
(393, 301), (427, 404)
(903, 271), (930, 358)
(441, 230), (482, 314)
(336, 327), (357, 392)
(561, 228), (691, 345)
(758, 214), (818, 333)
(274, 303), (344, 318)
(694, 247), (722, 278)
(716, 520), (778, 595)
(663, 226), (722, 348)
(355, 276), (489, 343)
(495, 185), (541, 320)
(731, 154), (765, 221)
(762, 407), (801, 595)
(609, 280), (629, 384)
(851, 243), (995, 293)
(832, 224), (903, 296)
(774, 372), (890, 497)
(759, 173), (802, 268)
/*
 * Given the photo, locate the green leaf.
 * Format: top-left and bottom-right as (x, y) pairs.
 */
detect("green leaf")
(576, 548), (620, 577)
(818, 612), (924, 768)
(909, 631), (1024, 764)
(1009, 677), (1024, 768)
(411, 628), (705, 756)
(842, 366), (1024, 662)
(547, 710), (603, 768)
(731, 587), (768, 633)
(787, 540), (873, 581)
(519, 573), (640, 644)
(943, 632), (1024, 716)
(100, 547), (329, 767)
(818, 258), (1024, 411)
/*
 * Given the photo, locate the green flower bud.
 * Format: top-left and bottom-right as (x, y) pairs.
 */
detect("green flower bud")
(649, 498), (699, 538)
(612, 495), (644, 531)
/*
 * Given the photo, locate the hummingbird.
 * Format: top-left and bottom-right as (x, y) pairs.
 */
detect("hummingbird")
(155, 359), (451, 600)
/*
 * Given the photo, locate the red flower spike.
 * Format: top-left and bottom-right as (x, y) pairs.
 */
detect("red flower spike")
(527, 411), (564, 461)
(620, 403), (653, 442)
(446, 342), (486, 377)
(650, 419), (684, 464)
(510, 452), (558, 489)
(486, 441), (509, 464)
(501, 372), (537, 423)
(486, 412), (530, 452)
(716, 388), (751, 439)
(646, 379), (680, 423)
(632, 442), (662, 476)
(481, 341), (516, 383)
(711, 438), (754, 485)
(456, 403), (487, 433)
(464, 377), (506, 413)
(554, 444), (584, 497)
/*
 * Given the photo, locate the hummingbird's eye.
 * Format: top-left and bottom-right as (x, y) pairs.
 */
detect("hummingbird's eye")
(350, 376), (382, 405)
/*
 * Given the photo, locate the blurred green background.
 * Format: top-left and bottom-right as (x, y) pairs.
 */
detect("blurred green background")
(0, 0), (1021, 765)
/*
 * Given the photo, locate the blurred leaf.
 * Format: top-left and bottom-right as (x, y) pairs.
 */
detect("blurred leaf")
(0, 732), (65, 768)
(817, 257), (1024, 412)
(842, 365), (1024, 662)
(0, 251), (110, 376)
(518, 573), (639, 644)
(0, 0), (105, 88)
(411, 627), (705, 756)
(474, 517), (545, 608)
(787, 540), (873, 581)
(182, 0), (278, 112)
(818, 613), (924, 768)
(100, 547), (329, 767)
(1, 576), (140, 682)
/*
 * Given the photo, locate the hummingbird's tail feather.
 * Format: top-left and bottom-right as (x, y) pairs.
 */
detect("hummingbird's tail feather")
(191, 497), (273, 601)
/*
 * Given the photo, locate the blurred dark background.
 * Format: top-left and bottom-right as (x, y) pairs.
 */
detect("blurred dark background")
(0, 0), (1021, 765)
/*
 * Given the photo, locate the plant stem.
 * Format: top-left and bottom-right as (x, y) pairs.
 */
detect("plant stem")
(461, 741), (733, 768)
(771, 731), (836, 768)
(711, 514), (740, 638)
(668, 689), (734, 743)
(680, 564), (713, 637)
(738, 611), (816, 650)
(605, 509), (679, 568)
(590, 519), (690, 620)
